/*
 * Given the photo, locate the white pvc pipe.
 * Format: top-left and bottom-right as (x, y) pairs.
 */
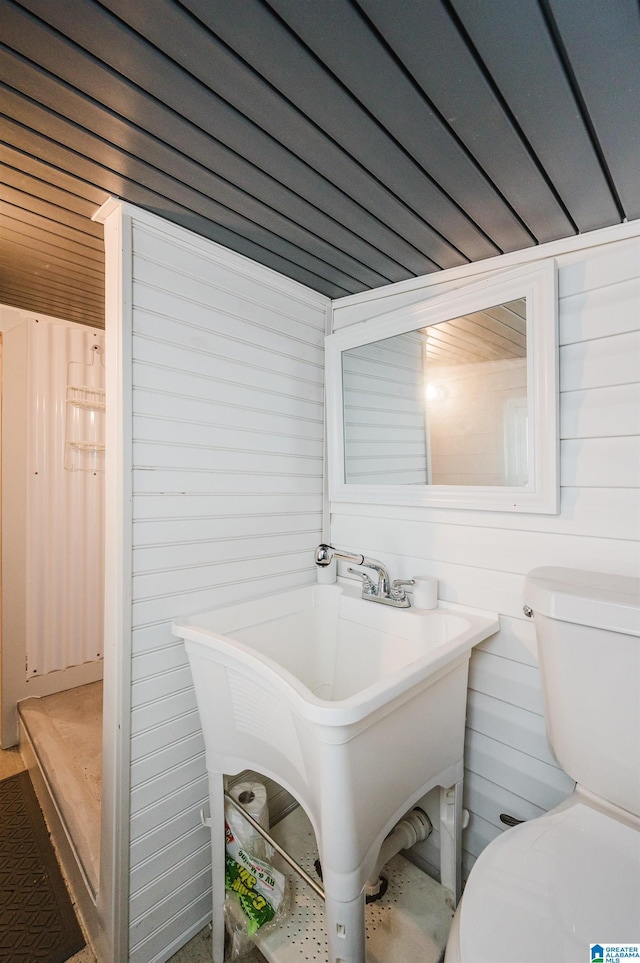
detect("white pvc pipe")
(365, 809), (432, 897)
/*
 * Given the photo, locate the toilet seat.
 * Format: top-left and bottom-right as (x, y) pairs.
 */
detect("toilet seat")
(448, 796), (640, 963)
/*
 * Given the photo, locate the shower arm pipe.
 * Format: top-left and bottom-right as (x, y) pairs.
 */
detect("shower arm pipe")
(223, 791), (326, 901)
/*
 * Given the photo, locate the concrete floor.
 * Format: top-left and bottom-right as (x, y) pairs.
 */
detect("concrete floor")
(2, 692), (265, 963)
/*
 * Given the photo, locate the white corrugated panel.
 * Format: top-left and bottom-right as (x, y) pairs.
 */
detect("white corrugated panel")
(25, 318), (105, 677)
(126, 217), (328, 963)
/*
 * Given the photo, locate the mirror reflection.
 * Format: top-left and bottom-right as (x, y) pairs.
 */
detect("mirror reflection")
(342, 298), (527, 487)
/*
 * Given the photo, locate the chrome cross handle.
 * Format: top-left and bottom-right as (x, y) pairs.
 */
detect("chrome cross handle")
(390, 578), (415, 601)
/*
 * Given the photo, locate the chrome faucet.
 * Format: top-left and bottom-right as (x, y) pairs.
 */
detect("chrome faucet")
(314, 544), (414, 608)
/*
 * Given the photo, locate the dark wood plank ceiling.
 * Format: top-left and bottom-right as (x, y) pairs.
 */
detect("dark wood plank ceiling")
(0, 0), (637, 329)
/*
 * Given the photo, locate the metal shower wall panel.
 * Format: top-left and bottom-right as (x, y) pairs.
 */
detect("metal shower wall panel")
(26, 317), (105, 678)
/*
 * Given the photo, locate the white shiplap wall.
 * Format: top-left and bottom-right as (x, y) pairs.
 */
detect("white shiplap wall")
(123, 211), (328, 962)
(330, 230), (640, 879)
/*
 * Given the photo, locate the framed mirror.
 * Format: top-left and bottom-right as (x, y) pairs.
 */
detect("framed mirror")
(326, 260), (559, 513)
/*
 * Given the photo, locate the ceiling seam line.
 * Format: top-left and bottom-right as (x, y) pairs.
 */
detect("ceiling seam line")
(0, 62), (395, 288)
(440, 0), (581, 237)
(176, 0), (472, 265)
(537, 0), (627, 223)
(81, 0), (449, 272)
(0, 87), (373, 291)
(258, 0), (498, 254)
(348, 0), (538, 245)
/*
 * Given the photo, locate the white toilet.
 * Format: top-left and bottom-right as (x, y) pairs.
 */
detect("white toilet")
(445, 566), (640, 963)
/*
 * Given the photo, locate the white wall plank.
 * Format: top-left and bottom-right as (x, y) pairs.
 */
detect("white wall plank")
(330, 512), (639, 578)
(132, 361), (323, 421)
(561, 384), (640, 438)
(133, 389), (324, 439)
(330, 485), (640, 541)
(560, 330), (640, 391)
(126, 214), (328, 961)
(559, 276), (640, 344)
(468, 651), (544, 715)
(330, 230), (640, 880)
(465, 731), (575, 810)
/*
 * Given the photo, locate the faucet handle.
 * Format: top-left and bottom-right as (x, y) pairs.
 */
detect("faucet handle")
(348, 567), (375, 593)
(390, 578), (415, 600)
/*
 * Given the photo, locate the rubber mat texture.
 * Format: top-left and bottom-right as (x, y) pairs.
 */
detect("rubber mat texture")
(0, 771), (85, 963)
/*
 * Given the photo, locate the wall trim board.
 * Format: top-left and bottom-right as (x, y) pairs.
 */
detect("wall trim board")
(93, 199), (330, 315)
(95, 197), (329, 962)
(331, 218), (640, 319)
(94, 200), (134, 963)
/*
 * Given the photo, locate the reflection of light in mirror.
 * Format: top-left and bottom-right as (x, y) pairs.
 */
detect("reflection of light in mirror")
(425, 383), (447, 403)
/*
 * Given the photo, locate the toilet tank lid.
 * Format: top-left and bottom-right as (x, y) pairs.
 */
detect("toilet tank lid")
(524, 566), (640, 636)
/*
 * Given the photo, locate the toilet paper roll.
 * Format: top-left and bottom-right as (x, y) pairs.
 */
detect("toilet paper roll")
(412, 576), (438, 610)
(225, 780), (271, 857)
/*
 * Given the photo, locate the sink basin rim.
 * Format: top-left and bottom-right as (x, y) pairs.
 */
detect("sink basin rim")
(173, 582), (499, 727)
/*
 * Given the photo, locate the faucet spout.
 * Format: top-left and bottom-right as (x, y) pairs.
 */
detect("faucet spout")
(314, 543), (364, 567)
(314, 544), (409, 607)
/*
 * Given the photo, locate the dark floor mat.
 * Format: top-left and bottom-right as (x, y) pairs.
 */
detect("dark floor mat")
(0, 771), (86, 963)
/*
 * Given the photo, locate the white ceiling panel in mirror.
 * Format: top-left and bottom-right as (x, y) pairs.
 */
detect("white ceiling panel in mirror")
(327, 261), (558, 512)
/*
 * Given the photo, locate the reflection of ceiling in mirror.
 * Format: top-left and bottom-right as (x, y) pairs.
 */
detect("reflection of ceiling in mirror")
(422, 298), (526, 366)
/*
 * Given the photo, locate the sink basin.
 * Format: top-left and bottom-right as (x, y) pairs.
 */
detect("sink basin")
(174, 581), (497, 726)
(172, 580), (498, 963)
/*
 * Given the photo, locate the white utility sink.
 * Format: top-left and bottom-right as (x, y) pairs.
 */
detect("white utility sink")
(172, 580), (498, 963)
(174, 581), (496, 726)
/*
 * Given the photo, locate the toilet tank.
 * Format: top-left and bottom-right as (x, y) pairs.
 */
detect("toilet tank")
(524, 567), (640, 819)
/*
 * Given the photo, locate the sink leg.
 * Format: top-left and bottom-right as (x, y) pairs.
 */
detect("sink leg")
(207, 771), (226, 963)
(440, 780), (463, 907)
(324, 889), (366, 963)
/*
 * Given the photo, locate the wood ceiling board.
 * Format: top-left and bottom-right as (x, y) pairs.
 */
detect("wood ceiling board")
(450, 0), (620, 234)
(0, 180), (103, 239)
(0, 276), (103, 322)
(179, 0), (500, 264)
(0, 0), (633, 323)
(0, 92), (362, 297)
(425, 321), (519, 362)
(0, 247), (104, 294)
(0, 175), (347, 301)
(547, 0), (640, 219)
(474, 306), (527, 340)
(502, 299), (527, 321)
(0, 192), (105, 255)
(0, 143), (106, 209)
(0, 215), (105, 270)
(0, 263), (103, 311)
(358, 0), (576, 243)
(16, 0), (430, 281)
(267, 0), (541, 253)
(0, 166), (103, 223)
(2, 4), (409, 287)
(0, 54), (383, 291)
(102, 0), (469, 272)
(0, 234), (104, 293)
(446, 316), (526, 356)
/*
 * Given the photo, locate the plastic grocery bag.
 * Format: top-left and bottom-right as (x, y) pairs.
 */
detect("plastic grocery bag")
(223, 819), (288, 959)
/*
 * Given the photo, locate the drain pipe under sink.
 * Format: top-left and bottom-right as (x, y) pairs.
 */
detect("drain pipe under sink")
(365, 808), (432, 901)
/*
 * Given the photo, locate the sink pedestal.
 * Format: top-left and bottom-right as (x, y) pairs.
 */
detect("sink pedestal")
(206, 768), (464, 963)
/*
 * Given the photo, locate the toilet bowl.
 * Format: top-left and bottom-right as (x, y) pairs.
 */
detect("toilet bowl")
(445, 567), (640, 963)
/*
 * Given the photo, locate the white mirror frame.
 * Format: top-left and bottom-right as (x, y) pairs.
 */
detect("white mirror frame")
(327, 259), (559, 513)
